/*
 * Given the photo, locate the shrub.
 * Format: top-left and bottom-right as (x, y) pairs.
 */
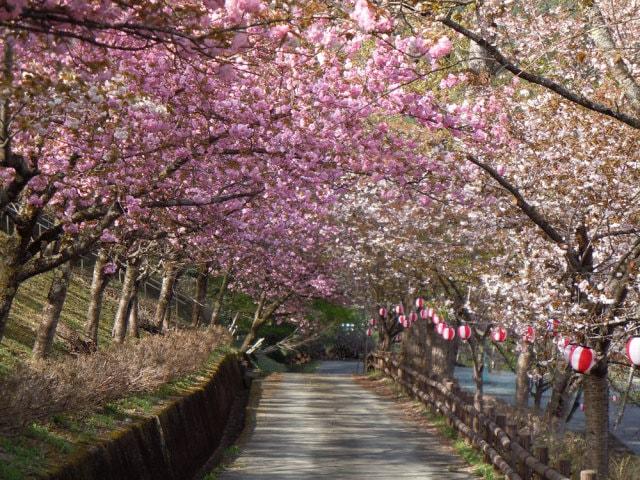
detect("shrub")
(0, 327), (230, 435)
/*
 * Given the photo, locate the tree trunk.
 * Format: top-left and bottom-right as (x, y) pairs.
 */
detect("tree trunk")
(515, 341), (533, 409)
(545, 366), (573, 430)
(467, 2), (499, 75)
(112, 261), (139, 343)
(380, 330), (392, 351)
(445, 335), (459, 378)
(423, 321), (434, 368)
(400, 318), (427, 374)
(0, 235), (21, 343)
(155, 261), (178, 331)
(162, 300), (173, 332)
(32, 262), (72, 359)
(128, 287), (140, 338)
(431, 330), (456, 380)
(84, 249), (111, 346)
(209, 269), (229, 325)
(191, 266), (208, 326)
(471, 339), (485, 411)
(240, 291), (266, 352)
(240, 315), (263, 352)
(589, 2), (640, 114)
(584, 366), (609, 479)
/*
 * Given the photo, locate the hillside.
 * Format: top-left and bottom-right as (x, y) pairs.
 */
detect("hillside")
(0, 267), (189, 376)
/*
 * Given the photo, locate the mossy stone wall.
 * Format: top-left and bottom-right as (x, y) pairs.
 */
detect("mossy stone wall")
(46, 354), (247, 480)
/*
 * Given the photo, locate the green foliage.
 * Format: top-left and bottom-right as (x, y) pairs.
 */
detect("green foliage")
(256, 322), (296, 346)
(0, 434), (47, 480)
(253, 353), (288, 373)
(225, 445), (241, 456)
(209, 276), (256, 328)
(310, 299), (359, 326)
(26, 424), (74, 454)
(202, 443), (243, 479)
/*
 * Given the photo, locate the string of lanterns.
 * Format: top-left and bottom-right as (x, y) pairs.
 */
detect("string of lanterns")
(374, 298), (640, 373)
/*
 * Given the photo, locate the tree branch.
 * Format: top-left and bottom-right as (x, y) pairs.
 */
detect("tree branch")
(439, 16), (640, 130)
(467, 154), (566, 244)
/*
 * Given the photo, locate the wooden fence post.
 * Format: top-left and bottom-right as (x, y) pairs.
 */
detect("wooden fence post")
(495, 415), (506, 457)
(487, 406), (495, 421)
(507, 423), (518, 475)
(517, 430), (531, 480)
(482, 420), (491, 463)
(444, 381), (454, 428)
(533, 446), (549, 480)
(558, 459), (572, 478)
(580, 470), (597, 480)
(485, 406), (495, 445)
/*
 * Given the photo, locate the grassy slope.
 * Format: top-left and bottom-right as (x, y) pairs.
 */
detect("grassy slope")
(0, 346), (233, 480)
(0, 270), (116, 375)
(0, 267), (194, 376)
(0, 269), (251, 479)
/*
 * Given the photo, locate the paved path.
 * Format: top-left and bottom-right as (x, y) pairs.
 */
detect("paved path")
(220, 361), (473, 479)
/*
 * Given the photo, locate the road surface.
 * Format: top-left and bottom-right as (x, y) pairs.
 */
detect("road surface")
(220, 361), (473, 479)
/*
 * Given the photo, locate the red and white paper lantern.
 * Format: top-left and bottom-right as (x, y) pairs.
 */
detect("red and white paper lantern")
(492, 327), (507, 343)
(369, 318), (377, 327)
(409, 311), (418, 324)
(523, 326), (535, 343)
(432, 313), (442, 325)
(570, 345), (596, 374)
(366, 328), (373, 337)
(427, 307), (434, 318)
(379, 307), (387, 318)
(398, 315), (407, 327)
(625, 337), (640, 366)
(562, 343), (577, 362)
(458, 325), (472, 341)
(395, 304), (404, 315)
(415, 297), (425, 309)
(442, 326), (456, 341)
(420, 309), (430, 320)
(436, 323), (446, 335)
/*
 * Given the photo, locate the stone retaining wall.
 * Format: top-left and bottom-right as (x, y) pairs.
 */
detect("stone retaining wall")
(46, 354), (249, 480)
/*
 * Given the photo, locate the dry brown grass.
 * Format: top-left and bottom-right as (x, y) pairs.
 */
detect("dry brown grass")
(545, 431), (640, 480)
(610, 454), (640, 480)
(0, 327), (231, 435)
